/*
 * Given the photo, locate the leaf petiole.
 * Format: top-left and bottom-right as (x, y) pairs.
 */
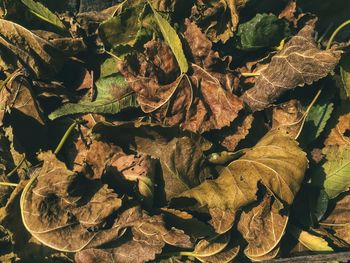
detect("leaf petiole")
(0, 181), (18, 187)
(326, 19), (350, 50)
(54, 121), (79, 155)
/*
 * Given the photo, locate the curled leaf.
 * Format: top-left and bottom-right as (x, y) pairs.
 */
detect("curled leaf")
(241, 25), (341, 111)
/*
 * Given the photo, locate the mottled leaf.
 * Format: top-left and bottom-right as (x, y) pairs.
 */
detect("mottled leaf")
(196, 239), (240, 263)
(235, 13), (290, 50)
(325, 112), (350, 147)
(241, 25), (341, 111)
(49, 74), (138, 120)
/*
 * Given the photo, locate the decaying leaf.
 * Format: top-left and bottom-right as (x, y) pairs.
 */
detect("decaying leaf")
(120, 20), (244, 134)
(93, 121), (211, 202)
(196, 239), (240, 263)
(176, 129), (307, 212)
(339, 53), (350, 100)
(321, 192), (350, 244)
(325, 112), (350, 147)
(0, 19), (63, 79)
(190, 0), (248, 43)
(241, 25), (341, 111)
(271, 99), (304, 138)
(237, 195), (288, 259)
(21, 152), (124, 252)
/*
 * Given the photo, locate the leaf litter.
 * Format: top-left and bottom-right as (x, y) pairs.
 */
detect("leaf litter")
(0, 0), (350, 262)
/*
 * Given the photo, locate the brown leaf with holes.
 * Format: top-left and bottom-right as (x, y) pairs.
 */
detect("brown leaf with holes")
(237, 195), (288, 259)
(241, 25), (341, 111)
(325, 112), (350, 146)
(272, 99), (304, 138)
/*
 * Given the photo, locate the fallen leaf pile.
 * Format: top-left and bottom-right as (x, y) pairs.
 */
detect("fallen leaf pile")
(0, 0), (350, 262)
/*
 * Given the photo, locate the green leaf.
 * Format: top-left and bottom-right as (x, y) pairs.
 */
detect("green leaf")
(300, 91), (334, 145)
(176, 129), (308, 211)
(49, 74), (138, 120)
(148, 1), (189, 73)
(313, 146), (350, 199)
(98, 3), (153, 58)
(235, 13), (290, 50)
(21, 0), (67, 32)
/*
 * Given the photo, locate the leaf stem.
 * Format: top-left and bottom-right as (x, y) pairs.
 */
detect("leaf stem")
(54, 121), (78, 155)
(295, 89), (322, 140)
(0, 181), (18, 187)
(326, 19), (350, 50)
(241, 72), (261, 77)
(5, 154), (26, 177)
(0, 68), (21, 93)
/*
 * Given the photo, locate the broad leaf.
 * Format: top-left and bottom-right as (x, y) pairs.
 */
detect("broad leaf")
(148, 1), (188, 73)
(176, 129), (308, 211)
(325, 111), (350, 147)
(241, 25), (341, 111)
(235, 13), (290, 50)
(49, 74), (138, 120)
(21, 0), (67, 33)
(196, 240), (240, 263)
(313, 146), (350, 199)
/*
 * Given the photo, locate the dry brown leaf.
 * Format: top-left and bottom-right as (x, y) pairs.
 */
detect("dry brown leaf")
(0, 19), (63, 79)
(271, 99), (304, 138)
(75, 206), (193, 263)
(241, 25), (341, 111)
(237, 195), (288, 259)
(325, 112), (350, 146)
(321, 192), (350, 244)
(21, 152), (124, 252)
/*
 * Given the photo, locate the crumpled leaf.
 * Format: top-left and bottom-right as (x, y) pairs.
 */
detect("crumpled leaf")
(120, 21), (243, 133)
(0, 19), (63, 79)
(235, 13), (290, 50)
(48, 73), (138, 120)
(237, 195), (288, 259)
(21, 152), (124, 252)
(176, 129), (307, 212)
(325, 112), (350, 147)
(21, 0), (67, 33)
(75, 206), (193, 263)
(148, 1), (188, 73)
(288, 225), (333, 252)
(241, 25), (341, 111)
(93, 121), (211, 202)
(313, 146), (350, 199)
(190, 0), (248, 43)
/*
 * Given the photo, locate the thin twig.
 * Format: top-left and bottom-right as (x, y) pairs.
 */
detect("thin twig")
(326, 19), (350, 49)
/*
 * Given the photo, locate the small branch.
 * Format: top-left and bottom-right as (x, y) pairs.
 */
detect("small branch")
(0, 181), (18, 187)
